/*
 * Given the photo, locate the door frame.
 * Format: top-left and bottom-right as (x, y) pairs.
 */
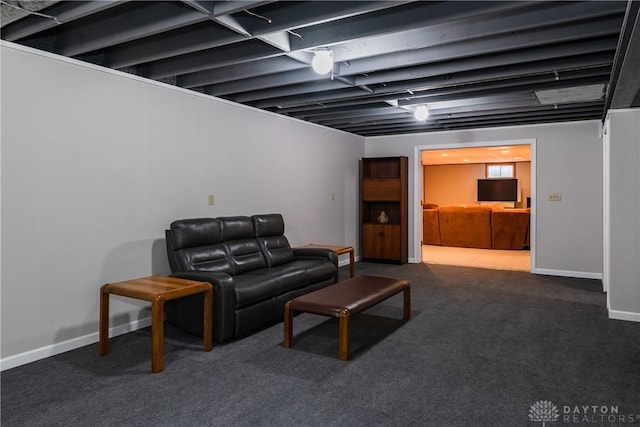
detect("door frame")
(413, 138), (537, 272)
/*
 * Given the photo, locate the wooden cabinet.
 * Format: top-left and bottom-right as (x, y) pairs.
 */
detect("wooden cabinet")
(360, 156), (408, 264)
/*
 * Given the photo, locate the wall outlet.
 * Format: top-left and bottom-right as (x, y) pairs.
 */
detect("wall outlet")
(548, 192), (562, 201)
(208, 194), (215, 205)
(331, 192), (335, 201)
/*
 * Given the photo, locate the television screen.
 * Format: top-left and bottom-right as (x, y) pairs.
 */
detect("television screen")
(477, 178), (518, 202)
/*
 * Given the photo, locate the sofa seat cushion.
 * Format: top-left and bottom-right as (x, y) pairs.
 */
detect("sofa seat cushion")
(233, 274), (282, 309)
(296, 259), (337, 283)
(246, 266), (307, 296)
(236, 260), (336, 308)
(270, 259), (336, 289)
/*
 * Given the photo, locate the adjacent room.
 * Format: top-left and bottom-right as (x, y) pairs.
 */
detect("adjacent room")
(420, 144), (532, 272)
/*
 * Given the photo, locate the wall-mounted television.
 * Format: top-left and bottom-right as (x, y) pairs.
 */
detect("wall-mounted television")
(477, 178), (518, 202)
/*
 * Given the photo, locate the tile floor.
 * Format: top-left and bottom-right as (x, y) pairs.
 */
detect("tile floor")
(422, 245), (530, 272)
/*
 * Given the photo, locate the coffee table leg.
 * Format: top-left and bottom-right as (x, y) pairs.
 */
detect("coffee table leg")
(151, 296), (164, 373)
(99, 285), (110, 356)
(403, 287), (411, 319)
(284, 301), (293, 348)
(203, 285), (213, 352)
(339, 308), (350, 361)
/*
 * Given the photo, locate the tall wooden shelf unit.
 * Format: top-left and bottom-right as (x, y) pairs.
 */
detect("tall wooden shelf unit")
(360, 156), (408, 264)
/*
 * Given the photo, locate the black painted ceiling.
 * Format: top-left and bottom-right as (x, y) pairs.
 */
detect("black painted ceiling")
(2, 1), (639, 136)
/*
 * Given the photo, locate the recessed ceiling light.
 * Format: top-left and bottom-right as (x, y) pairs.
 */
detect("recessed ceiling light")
(502, 150), (509, 154)
(515, 156), (522, 160)
(463, 159), (469, 162)
(441, 153), (448, 157)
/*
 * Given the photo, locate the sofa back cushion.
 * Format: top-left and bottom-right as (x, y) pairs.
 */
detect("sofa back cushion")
(171, 218), (221, 249)
(491, 210), (530, 249)
(252, 214), (295, 267)
(219, 216), (267, 274)
(168, 218), (233, 273)
(439, 206), (492, 249)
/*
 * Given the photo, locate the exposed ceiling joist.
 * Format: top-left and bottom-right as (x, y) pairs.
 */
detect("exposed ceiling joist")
(1, 0), (636, 136)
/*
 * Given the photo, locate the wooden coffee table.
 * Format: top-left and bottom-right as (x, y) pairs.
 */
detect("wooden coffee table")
(99, 275), (212, 373)
(298, 244), (355, 277)
(284, 275), (410, 360)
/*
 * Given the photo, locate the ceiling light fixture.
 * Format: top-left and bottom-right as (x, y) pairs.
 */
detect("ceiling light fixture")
(414, 104), (429, 121)
(312, 49), (333, 75)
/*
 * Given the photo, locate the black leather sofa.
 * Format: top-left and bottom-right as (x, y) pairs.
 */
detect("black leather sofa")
(165, 213), (338, 343)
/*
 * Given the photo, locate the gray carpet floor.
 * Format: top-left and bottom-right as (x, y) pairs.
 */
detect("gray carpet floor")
(2, 262), (639, 426)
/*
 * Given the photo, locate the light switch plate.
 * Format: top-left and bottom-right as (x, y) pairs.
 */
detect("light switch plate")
(548, 192), (561, 201)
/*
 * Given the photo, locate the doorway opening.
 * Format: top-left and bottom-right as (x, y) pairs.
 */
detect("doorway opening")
(414, 139), (536, 272)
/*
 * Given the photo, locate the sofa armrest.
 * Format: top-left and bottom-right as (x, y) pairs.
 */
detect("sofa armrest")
(170, 270), (232, 286)
(293, 248), (339, 282)
(170, 271), (236, 303)
(293, 247), (339, 265)
(169, 271), (237, 341)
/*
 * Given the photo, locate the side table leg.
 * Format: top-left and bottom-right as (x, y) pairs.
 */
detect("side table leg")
(403, 286), (411, 319)
(339, 308), (350, 361)
(203, 285), (213, 352)
(151, 296), (164, 373)
(283, 301), (293, 348)
(99, 285), (110, 355)
(349, 249), (355, 278)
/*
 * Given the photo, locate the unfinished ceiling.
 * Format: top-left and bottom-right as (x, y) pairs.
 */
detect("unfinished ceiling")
(2, 1), (639, 137)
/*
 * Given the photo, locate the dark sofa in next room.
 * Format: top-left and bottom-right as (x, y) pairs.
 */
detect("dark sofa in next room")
(165, 214), (338, 343)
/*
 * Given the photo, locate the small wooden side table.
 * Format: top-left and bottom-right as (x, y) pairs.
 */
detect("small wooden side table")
(298, 244), (355, 278)
(99, 275), (212, 373)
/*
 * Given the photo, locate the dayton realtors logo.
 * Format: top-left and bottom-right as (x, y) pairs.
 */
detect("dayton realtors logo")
(562, 405), (640, 424)
(529, 400), (560, 426)
(529, 401), (640, 425)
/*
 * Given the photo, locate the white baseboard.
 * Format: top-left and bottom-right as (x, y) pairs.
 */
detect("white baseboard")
(608, 309), (640, 322)
(339, 255), (363, 267)
(345, 255), (419, 264)
(534, 268), (602, 280)
(338, 258), (351, 268)
(0, 317), (151, 372)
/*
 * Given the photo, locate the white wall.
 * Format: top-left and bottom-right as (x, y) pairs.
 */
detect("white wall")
(424, 163), (485, 206)
(0, 43), (364, 366)
(423, 161), (531, 207)
(366, 121), (603, 277)
(605, 109), (640, 321)
(516, 161), (532, 207)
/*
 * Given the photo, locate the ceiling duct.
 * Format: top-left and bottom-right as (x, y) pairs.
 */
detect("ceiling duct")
(534, 84), (607, 105)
